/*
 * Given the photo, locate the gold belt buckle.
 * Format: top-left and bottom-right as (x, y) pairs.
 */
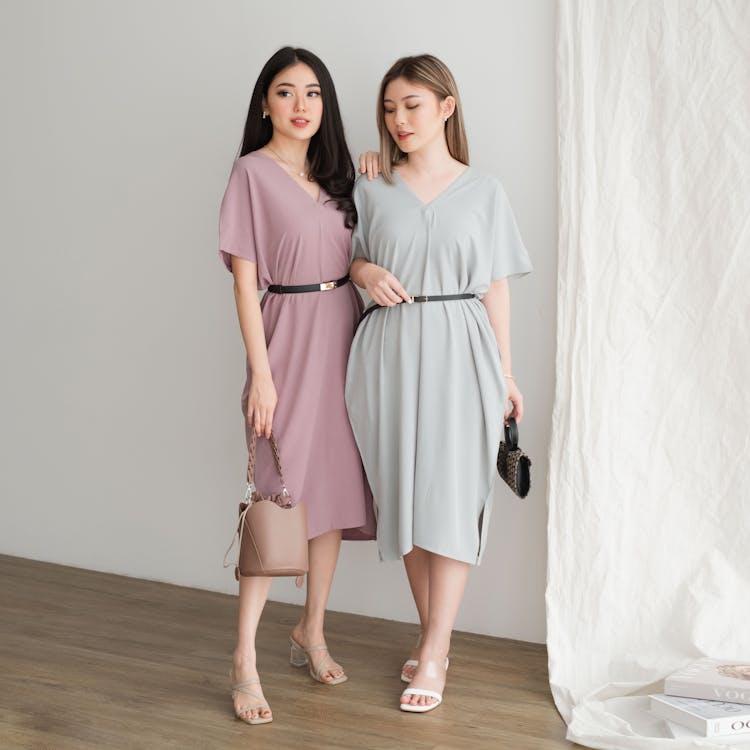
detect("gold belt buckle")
(320, 280), (336, 291)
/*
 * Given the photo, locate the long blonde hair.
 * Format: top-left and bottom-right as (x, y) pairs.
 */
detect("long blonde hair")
(377, 54), (469, 185)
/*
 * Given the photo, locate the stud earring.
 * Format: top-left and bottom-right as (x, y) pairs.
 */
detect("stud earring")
(262, 112), (268, 119)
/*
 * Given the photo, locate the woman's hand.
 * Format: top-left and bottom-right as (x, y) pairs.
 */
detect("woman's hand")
(505, 377), (524, 423)
(356, 261), (411, 306)
(247, 371), (277, 438)
(358, 151), (381, 180)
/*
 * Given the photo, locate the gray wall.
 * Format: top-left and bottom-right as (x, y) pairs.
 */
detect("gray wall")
(0, 0), (555, 642)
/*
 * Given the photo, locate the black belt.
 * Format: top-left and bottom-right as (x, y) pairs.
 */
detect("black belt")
(267, 274), (350, 294)
(359, 293), (476, 324)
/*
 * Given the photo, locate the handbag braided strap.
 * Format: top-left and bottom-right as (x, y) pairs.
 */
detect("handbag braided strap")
(246, 431), (289, 499)
(223, 431), (290, 571)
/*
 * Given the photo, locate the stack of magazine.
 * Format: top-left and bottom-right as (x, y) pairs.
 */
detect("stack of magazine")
(650, 658), (750, 740)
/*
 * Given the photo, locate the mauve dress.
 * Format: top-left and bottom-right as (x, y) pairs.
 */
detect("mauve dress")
(219, 151), (374, 541)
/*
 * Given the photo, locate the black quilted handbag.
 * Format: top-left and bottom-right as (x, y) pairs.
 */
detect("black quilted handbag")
(496, 418), (531, 498)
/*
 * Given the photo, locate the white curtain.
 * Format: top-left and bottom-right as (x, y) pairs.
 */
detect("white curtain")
(549, 1), (750, 748)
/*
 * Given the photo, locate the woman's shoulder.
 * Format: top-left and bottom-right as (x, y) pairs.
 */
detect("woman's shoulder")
(463, 167), (506, 194)
(353, 172), (389, 196)
(232, 150), (271, 176)
(353, 172), (407, 213)
(462, 169), (519, 213)
(352, 173), (387, 211)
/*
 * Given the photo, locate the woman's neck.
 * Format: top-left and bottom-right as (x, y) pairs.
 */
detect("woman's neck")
(266, 134), (310, 163)
(401, 135), (456, 177)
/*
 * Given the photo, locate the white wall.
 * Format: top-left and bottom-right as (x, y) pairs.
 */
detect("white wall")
(0, 0), (555, 642)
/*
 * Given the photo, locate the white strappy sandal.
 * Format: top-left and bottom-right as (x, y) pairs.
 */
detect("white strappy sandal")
(400, 687), (443, 713)
(401, 656), (449, 683)
(400, 658), (446, 713)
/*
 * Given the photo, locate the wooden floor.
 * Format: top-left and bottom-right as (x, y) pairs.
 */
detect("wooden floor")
(0, 554), (579, 750)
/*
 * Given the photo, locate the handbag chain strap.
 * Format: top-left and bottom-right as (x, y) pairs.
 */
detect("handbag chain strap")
(246, 431), (290, 499)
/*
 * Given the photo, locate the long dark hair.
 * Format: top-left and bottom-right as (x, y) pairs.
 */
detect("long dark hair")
(239, 47), (356, 227)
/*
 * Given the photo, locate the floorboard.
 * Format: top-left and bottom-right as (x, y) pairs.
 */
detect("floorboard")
(0, 554), (581, 749)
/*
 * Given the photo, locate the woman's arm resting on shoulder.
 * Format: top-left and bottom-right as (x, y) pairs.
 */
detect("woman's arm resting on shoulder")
(482, 278), (524, 422)
(350, 258), (411, 306)
(231, 256), (277, 437)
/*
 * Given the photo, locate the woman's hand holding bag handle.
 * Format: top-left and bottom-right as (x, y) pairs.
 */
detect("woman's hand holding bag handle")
(223, 431), (308, 578)
(496, 417), (532, 499)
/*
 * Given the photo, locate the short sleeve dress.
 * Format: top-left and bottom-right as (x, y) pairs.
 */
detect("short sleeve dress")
(219, 151), (374, 541)
(344, 169), (531, 563)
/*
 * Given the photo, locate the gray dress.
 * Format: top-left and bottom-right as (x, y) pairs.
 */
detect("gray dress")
(345, 169), (532, 565)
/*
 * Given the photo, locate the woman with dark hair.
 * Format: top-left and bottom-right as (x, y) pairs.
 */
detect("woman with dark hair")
(346, 54), (532, 713)
(219, 46), (373, 725)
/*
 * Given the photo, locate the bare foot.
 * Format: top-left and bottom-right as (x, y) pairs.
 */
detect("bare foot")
(231, 651), (272, 722)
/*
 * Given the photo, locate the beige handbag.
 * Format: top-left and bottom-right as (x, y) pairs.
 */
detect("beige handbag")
(224, 432), (308, 578)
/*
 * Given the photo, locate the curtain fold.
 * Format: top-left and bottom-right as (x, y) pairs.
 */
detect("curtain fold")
(548, 1), (750, 747)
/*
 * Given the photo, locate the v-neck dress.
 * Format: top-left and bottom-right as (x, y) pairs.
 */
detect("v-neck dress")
(219, 151), (374, 541)
(345, 169), (532, 563)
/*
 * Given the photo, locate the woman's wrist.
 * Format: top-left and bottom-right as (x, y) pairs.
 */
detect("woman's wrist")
(359, 262), (381, 289)
(350, 258), (370, 287)
(504, 373), (515, 380)
(250, 366), (273, 379)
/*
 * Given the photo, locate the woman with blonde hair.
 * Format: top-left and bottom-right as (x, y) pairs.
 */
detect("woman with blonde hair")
(346, 54), (532, 712)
